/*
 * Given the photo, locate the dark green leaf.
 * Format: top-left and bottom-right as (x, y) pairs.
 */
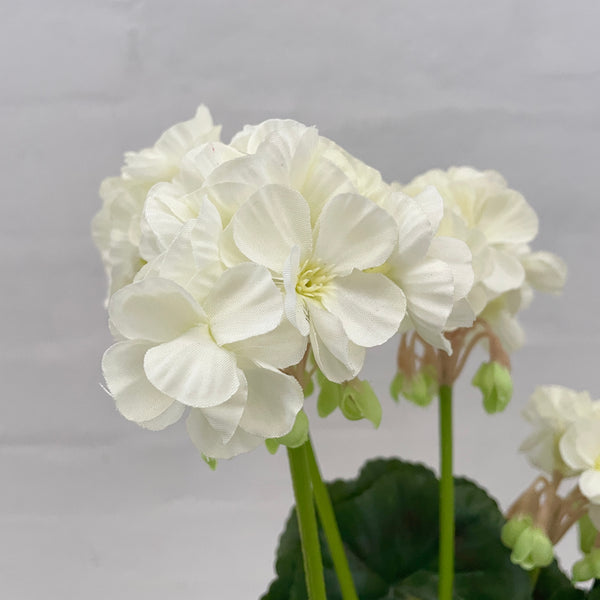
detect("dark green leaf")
(262, 458), (531, 600)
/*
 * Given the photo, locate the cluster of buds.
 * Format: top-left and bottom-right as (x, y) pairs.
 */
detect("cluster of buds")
(392, 318), (513, 413)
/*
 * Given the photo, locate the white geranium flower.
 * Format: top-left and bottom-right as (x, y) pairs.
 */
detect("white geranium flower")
(521, 385), (596, 476)
(560, 415), (600, 503)
(102, 258), (305, 459)
(93, 105), (221, 296)
(379, 186), (474, 352)
(231, 186), (405, 382)
(402, 167), (566, 351)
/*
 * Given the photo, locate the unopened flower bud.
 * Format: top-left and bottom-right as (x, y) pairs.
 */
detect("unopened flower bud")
(508, 522), (554, 571)
(572, 549), (600, 582)
(472, 361), (513, 414)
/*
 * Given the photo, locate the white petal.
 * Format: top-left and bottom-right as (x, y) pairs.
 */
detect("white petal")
(201, 370), (248, 443)
(232, 185), (313, 272)
(390, 258), (455, 352)
(313, 193), (397, 274)
(102, 341), (176, 423)
(487, 309), (525, 353)
(144, 325), (239, 408)
(301, 156), (355, 224)
(203, 181), (257, 226)
(413, 186), (444, 232)
(141, 182), (204, 260)
(204, 263), (283, 346)
(206, 152), (287, 189)
(140, 203), (223, 299)
(308, 301), (365, 383)
(178, 142), (244, 188)
(428, 237), (474, 301)
(109, 278), (205, 342)
(380, 191), (434, 267)
(228, 318), (308, 369)
(140, 401), (186, 431)
(483, 248), (525, 295)
(522, 251), (567, 294)
(219, 221), (250, 268)
(282, 246), (310, 336)
(238, 363), (303, 438)
(575, 422), (600, 466)
(477, 189), (539, 245)
(322, 271), (406, 347)
(559, 424), (590, 471)
(445, 298), (476, 330)
(580, 471), (600, 504)
(186, 409), (263, 460)
(231, 119), (307, 153)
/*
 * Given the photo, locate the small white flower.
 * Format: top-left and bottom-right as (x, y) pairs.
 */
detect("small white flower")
(560, 415), (600, 502)
(231, 186), (405, 382)
(521, 385), (596, 476)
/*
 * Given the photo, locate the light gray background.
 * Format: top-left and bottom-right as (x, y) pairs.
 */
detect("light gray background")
(3, 1), (599, 598)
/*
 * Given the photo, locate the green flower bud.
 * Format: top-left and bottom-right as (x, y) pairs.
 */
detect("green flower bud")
(265, 410), (310, 454)
(390, 367), (437, 408)
(509, 524), (554, 571)
(572, 549), (600, 582)
(501, 515), (533, 549)
(472, 361), (513, 414)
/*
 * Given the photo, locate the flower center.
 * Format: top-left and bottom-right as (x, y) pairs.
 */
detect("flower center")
(296, 262), (332, 300)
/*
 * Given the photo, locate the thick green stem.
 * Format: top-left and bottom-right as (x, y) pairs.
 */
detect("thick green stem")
(287, 444), (327, 600)
(306, 438), (359, 600)
(439, 384), (455, 600)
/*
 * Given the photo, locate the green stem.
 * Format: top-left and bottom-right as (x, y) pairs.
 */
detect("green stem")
(439, 384), (455, 600)
(306, 437), (359, 600)
(287, 444), (327, 600)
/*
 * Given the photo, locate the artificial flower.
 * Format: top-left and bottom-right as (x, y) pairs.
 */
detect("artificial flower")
(402, 167), (566, 351)
(92, 105), (220, 296)
(520, 385), (596, 476)
(231, 186), (405, 382)
(102, 213), (305, 458)
(560, 414), (600, 503)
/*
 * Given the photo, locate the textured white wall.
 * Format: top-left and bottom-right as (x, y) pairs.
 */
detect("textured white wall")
(2, 1), (600, 598)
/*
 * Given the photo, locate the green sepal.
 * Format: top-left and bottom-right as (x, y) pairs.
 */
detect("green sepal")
(472, 361), (513, 414)
(579, 514), (598, 554)
(390, 372), (404, 403)
(265, 410), (310, 454)
(316, 373), (343, 418)
(201, 453), (217, 470)
(340, 380), (382, 428)
(303, 375), (314, 398)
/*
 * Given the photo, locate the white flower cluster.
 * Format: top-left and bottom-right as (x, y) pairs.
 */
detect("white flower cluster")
(94, 106), (565, 461)
(401, 167), (567, 352)
(94, 107), (480, 459)
(521, 385), (600, 527)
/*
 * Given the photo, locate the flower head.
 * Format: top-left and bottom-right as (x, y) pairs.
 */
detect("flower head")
(402, 167), (566, 351)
